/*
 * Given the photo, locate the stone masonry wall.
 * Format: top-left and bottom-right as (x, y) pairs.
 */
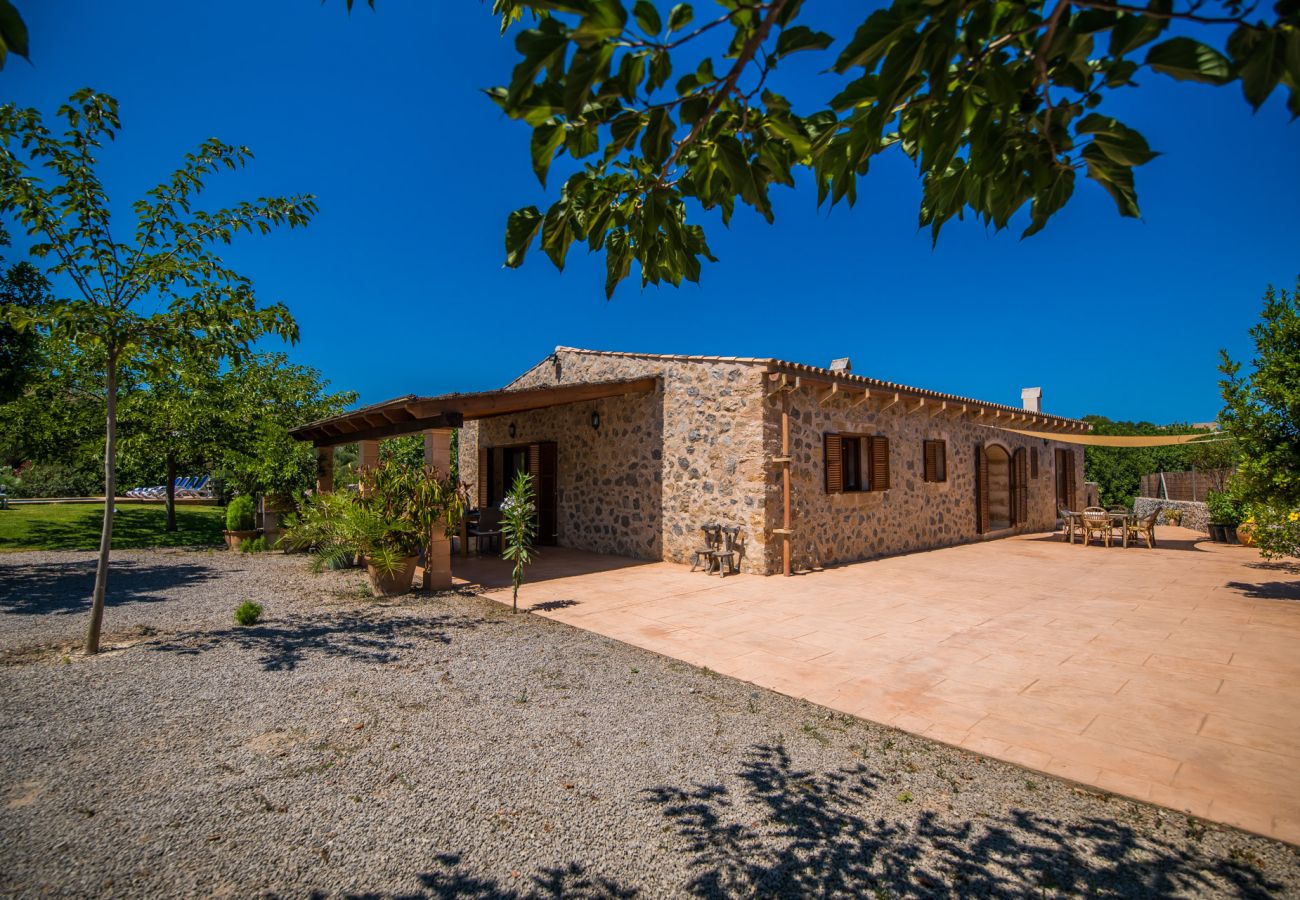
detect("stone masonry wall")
(773, 383), (1086, 569)
(1133, 497), (1209, 533)
(459, 350), (770, 573)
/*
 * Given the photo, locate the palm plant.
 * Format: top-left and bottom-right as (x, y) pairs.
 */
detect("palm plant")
(500, 470), (536, 614)
(282, 459), (467, 592)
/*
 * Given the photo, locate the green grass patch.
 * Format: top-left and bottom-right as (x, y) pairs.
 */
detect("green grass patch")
(0, 502), (226, 552)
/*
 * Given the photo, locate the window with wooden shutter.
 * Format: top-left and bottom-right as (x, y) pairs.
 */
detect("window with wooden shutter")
(923, 440), (947, 483)
(1011, 447), (1029, 525)
(868, 435), (890, 491)
(824, 433), (843, 493)
(1030, 446), (1039, 478)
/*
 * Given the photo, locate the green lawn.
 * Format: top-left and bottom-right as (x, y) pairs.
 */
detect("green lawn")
(0, 502), (226, 552)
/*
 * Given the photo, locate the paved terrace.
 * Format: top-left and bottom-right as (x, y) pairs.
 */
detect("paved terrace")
(457, 528), (1300, 845)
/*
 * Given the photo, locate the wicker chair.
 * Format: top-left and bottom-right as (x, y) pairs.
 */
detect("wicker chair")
(691, 524), (721, 572)
(1081, 506), (1114, 547)
(1059, 506), (1082, 543)
(1125, 508), (1160, 549)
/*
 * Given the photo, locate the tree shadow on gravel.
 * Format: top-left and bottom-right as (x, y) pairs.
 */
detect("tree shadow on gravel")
(0, 558), (216, 616)
(641, 743), (1282, 898)
(341, 855), (636, 899)
(150, 610), (491, 672)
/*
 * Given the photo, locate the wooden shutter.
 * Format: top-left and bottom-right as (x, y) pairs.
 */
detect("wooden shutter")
(1031, 447), (1039, 478)
(923, 440), (946, 483)
(976, 445), (989, 534)
(1012, 447), (1029, 525)
(824, 433), (843, 493)
(1066, 449), (1077, 508)
(477, 446), (490, 508)
(869, 436), (890, 491)
(528, 442), (558, 545)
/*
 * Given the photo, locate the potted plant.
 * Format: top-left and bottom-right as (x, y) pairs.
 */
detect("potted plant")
(1162, 507), (1183, 527)
(223, 495), (260, 550)
(1205, 489), (1243, 543)
(282, 460), (465, 597)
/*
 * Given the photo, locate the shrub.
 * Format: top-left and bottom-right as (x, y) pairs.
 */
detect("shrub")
(10, 462), (102, 498)
(234, 601), (263, 626)
(1206, 489), (1244, 526)
(239, 536), (268, 553)
(226, 495), (256, 532)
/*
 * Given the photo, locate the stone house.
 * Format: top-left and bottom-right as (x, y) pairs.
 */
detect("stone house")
(293, 347), (1089, 579)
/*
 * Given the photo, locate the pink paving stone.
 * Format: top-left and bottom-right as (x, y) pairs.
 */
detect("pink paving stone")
(458, 526), (1300, 844)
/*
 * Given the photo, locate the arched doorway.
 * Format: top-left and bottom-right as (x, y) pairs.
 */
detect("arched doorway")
(984, 444), (1011, 531)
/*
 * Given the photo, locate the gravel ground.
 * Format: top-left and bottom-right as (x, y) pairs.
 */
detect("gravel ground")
(2, 549), (1298, 898)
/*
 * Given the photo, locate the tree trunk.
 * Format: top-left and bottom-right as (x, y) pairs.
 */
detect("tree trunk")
(165, 452), (177, 532)
(85, 353), (117, 655)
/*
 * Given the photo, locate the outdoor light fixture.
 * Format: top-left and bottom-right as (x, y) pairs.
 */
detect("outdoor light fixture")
(590, 410), (601, 430)
(508, 422), (517, 439)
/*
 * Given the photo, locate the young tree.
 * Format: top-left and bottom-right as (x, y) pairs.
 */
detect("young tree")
(500, 470), (537, 614)
(1220, 278), (1300, 557)
(0, 89), (315, 653)
(481, 0), (1299, 296)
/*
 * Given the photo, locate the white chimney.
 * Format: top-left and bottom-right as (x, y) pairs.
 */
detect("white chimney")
(830, 357), (852, 373)
(1021, 387), (1042, 413)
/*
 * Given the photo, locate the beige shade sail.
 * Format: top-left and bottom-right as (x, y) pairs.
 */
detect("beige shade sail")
(984, 426), (1223, 447)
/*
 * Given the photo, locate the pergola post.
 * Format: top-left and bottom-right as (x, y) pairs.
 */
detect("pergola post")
(422, 428), (454, 590)
(315, 446), (334, 494)
(358, 439), (380, 470)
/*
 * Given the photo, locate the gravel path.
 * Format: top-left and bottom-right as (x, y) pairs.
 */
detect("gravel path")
(2, 549), (1297, 898)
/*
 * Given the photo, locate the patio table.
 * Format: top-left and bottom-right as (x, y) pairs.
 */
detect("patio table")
(1068, 511), (1131, 548)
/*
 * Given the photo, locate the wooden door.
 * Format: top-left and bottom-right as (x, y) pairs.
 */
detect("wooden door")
(528, 441), (558, 546)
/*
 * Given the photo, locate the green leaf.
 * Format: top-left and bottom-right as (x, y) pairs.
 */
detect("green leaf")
(574, 2), (628, 43)
(1145, 37), (1231, 85)
(1074, 114), (1158, 167)
(0, 0), (30, 68)
(633, 0), (661, 35)
(1108, 8), (1167, 57)
(775, 25), (833, 59)
(501, 206), (543, 266)
(1082, 143), (1140, 218)
(530, 123), (566, 186)
(835, 6), (907, 73)
(667, 3), (693, 34)
(648, 48), (673, 92)
(641, 107), (675, 165)
(1230, 26), (1285, 110)
(1022, 167), (1076, 238)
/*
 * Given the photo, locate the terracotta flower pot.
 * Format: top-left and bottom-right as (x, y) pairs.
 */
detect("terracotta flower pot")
(224, 529), (260, 551)
(364, 555), (418, 597)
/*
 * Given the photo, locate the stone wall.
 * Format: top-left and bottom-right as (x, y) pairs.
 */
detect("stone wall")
(1133, 497), (1209, 532)
(772, 383), (1086, 569)
(459, 350), (771, 573)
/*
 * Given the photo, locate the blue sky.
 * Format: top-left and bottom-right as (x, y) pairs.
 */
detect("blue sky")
(4, 0), (1297, 423)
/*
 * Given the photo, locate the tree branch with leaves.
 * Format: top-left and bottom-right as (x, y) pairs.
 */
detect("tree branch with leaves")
(486, 0), (1298, 297)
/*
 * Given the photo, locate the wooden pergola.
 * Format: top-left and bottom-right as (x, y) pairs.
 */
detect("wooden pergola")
(289, 376), (659, 589)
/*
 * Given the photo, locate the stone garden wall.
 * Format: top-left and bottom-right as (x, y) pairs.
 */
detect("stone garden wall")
(1133, 497), (1209, 533)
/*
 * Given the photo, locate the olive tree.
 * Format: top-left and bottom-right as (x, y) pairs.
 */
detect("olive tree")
(0, 89), (315, 653)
